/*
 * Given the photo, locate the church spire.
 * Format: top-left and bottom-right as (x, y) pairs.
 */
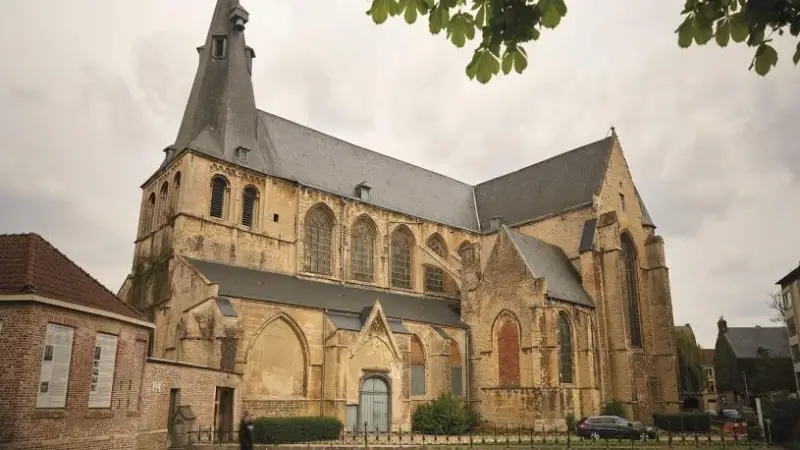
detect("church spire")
(172, 0), (260, 162)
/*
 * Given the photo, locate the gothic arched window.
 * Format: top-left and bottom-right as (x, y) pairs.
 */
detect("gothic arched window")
(303, 205), (334, 275)
(621, 233), (643, 348)
(209, 176), (229, 219)
(350, 216), (377, 282)
(458, 241), (475, 266)
(141, 192), (156, 235)
(390, 226), (414, 289)
(241, 186), (259, 228)
(157, 181), (169, 226)
(450, 339), (463, 396)
(425, 234), (447, 293)
(169, 172), (181, 214)
(410, 335), (426, 396)
(558, 312), (574, 384)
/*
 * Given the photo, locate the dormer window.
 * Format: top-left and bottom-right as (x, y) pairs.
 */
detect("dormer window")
(236, 147), (250, 163)
(489, 216), (503, 231)
(356, 182), (371, 202)
(212, 36), (227, 59)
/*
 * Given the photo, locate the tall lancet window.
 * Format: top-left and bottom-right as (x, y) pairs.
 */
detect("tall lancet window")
(210, 176), (229, 219)
(350, 216), (376, 282)
(303, 205), (334, 275)
(621, 233), (643, 348)
(558, 312), (574, 384)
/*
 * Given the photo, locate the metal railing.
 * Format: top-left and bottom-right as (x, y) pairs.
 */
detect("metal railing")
(180, 422), (768, 448)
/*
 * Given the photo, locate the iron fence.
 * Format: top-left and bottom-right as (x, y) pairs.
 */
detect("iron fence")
(181, 423), (769, 448)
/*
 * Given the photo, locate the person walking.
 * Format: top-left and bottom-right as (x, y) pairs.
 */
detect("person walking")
(239, 411), (254, 450)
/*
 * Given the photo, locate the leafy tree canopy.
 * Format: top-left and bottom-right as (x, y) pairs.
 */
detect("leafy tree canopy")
(366, 0), (800, 83)
(675, 328), (707, 395)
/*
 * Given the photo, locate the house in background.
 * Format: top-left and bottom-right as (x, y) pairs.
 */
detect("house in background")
(776, 263), (800, 393)
(701, 349), (718, 411)
(0, 233), (236, 450)
(714, 317), (795, 407)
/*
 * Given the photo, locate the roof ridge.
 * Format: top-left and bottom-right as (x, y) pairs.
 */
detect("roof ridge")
(31, 234), (144, 317)
(258, 110), (474, 187)
(474, 136), (613, 188)
(22, 233), (37, 293)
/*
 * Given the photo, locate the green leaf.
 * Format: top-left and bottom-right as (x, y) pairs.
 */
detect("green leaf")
(692, 14), (714, 45)
(676, 15), (694, 48)
(367, 0), (393, 24)
(513, 47), (529, 74)
(473, 49), (498, 84)
(403, 0), (418, 24)
(475, 4), (486, 27)
(539, 0), (564, 29)
(446, 13), (475, 48)
(729, 15), (749, 43)
(552, 0), (568, 16)
(423, 0), (434, 8)
(793, 41), (800, 65)
(715, 18), (730, 47)
(429, 5), (450, 34)
(501, 50), (514, 75)
(753, 44), (778, 76)
(416, 0), (431, 15)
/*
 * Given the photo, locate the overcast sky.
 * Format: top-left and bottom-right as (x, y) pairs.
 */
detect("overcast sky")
(1, 0), (798, 347)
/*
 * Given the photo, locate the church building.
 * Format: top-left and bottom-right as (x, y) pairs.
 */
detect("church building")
(119, 0), (680, 431)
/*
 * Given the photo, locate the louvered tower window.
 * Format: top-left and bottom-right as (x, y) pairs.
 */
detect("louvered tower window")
(241, 186), (259, 228)
(210, 176), (228, 219)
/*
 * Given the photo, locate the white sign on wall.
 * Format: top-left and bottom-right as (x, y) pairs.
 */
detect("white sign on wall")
(36, 323), (74, 409)
(88, 333), (119, 408)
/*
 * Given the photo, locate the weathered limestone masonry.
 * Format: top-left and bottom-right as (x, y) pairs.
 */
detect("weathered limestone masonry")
(118, 0), (680, 434)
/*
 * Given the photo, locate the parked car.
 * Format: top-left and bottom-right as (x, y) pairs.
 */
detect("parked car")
(575, 415), (658, 440)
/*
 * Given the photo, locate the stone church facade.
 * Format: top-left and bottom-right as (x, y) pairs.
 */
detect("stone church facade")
(119, 0), (679, 431)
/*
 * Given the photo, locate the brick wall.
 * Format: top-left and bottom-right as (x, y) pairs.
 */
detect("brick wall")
(0, 303), (149, 450)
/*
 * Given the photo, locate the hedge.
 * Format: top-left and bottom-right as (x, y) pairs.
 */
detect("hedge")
(251, 416), (343, 444)
(652, 412), (711, 433)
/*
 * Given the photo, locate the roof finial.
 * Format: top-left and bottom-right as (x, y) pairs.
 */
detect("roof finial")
(609, 125), (617, 138)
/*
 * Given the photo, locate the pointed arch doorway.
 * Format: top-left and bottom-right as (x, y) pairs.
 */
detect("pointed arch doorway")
(359, 375), (390, 432)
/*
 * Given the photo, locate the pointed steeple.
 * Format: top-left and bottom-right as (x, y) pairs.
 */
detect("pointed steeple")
(172, 0), (261, 162)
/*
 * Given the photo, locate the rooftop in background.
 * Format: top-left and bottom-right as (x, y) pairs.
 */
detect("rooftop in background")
(701, 349), (715, 367)
(776, 262), (800, 288)
(721, 326), (791, 359)
(0, 233), (145, 320)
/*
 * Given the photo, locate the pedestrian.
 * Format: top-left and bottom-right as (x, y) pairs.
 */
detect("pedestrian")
(239, 410), (254, 450)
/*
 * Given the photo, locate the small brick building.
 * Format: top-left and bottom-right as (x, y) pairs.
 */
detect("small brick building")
(0, 233), (237, 450)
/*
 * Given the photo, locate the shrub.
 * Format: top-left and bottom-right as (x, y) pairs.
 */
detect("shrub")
(652, 412), (711, 433)
(251, 416), (343, 444)
(764, 398), (800, 444)
(412, 393), (481, 435)
(565, 412), (577, 431)
(602, 401), (627, 418)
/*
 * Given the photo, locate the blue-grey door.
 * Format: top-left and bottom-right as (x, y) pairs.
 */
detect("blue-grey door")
(359, 376), (389, 432)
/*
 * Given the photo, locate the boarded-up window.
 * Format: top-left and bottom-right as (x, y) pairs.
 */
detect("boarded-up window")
(391, 227), (414, 289)
(241, 186), (259, 228)
(141, 193), (156, 235)
(450, 339), (463, 396)
(210, 176), (228, 219)
(458, 242), (475, 265)
(497, 315), (520, 386)
(350, 217), (376, 282)
(157, 182), (169, 226)
(410, 336), (425, 396)
(558, 312), (573, 384)
(169, 172), (181, 214)
(303, 205), (334, 275)
(220, 338), (238, 372)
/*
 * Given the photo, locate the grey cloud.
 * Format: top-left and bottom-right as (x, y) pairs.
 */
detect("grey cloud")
(1, 0), (799, 348)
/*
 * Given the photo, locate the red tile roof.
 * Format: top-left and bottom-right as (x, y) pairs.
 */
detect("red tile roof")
(0, 233), (144, 320)
(701, 349), (715, 366)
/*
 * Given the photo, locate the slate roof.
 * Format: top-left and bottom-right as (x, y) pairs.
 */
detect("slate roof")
(0, 233), (145, 320)
(327, 311), (411, 334)
(185, 258), (466, 328)
(723, 326), (791, 359)
(503, 227), (594, 308)
(162, 0), (657, 233)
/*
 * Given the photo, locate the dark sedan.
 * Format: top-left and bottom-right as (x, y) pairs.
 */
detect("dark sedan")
(575, 415), (658, 440)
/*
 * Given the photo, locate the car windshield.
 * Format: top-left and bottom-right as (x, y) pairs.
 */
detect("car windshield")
(722, 409), (741, 418)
